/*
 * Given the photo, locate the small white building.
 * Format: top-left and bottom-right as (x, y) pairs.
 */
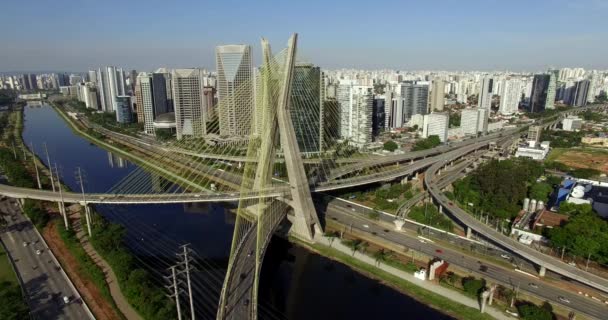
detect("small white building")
(515, 140), (550, 160)
(562, 116), (583, 131)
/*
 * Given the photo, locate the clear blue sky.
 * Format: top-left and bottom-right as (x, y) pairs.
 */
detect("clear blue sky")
(1, 0), (607, 72)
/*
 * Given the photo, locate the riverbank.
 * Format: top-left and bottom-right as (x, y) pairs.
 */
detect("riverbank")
(1, 107), (127, 319)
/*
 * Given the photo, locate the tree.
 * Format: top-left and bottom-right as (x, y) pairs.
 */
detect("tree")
(383, 140), (398, 152)
(367, 210), (380, 220)
(517, 302), (553, 320)
(324, 231), (339, 247)
(373, 249), (393, 266)
(461, 276), (485, 296)
(529, 182), (553, 203)
(0, 281), (29, 320)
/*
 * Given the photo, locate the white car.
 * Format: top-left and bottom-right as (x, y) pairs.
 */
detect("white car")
(22, 241), (28, 247)
(63, 296), (69, 304)
(362, 224), (369, 229)
(500, 254), (510, 260)
(36, 250), (42, 255)
(558, 296), (570, 304)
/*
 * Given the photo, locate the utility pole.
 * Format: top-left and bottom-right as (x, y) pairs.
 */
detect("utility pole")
(30, 143), (41, 189)
(55, 164), (68, 229)
(44, 143), (56, 192)
(11, 140), (17, 160)
(177, 244), (195, 320)
(165, 266), (183, 320)
(76, 167), (92, 237)
(561, 247), (566, 260)
(586, 252), (591, 271)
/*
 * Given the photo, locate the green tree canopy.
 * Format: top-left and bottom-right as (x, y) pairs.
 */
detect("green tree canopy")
(517, 302), (554, 320)
(383, 140), (399, 152)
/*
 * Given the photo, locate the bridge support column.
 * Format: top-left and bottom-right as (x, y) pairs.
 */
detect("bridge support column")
(488, 284), (496, 306)
(415, 172), (420, 180)
(480, 290), (490, 313)
(466, 227), (472, 239)
(58, 201), (69, 229)
(539, 265), (546, 277)
(393, 219), (405, 231)
(401, 175), (409, 184)
(438, 204), (443, 213)
(410, 159), (414, 165)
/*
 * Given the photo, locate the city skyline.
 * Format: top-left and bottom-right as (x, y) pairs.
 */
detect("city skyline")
(1, 0), (608, 72)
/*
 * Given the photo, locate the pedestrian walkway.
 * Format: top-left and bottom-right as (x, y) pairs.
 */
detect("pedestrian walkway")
(314, 234), (511, 320)
(68, 206), (143, 320)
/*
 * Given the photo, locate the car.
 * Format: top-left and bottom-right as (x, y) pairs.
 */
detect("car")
(351, 208), (356, 212)
(435, 249), (443, 254)
(500, 254), (511, 260)
(247, 250), (253, 257)
(558, 296), (570, 304)
(36, 250), (42, 255)
(383, 229), (389, 233)
(22, 241), (28, 247)
(194, 194), (201, 198)
(419, 240), (426, 244)
(240, 273), (247, 280)
(568, 261), (576, 267)
(448, 202), (453, 206)
(362, 224), (369, 228)
(63, 296), (70, 304)
(244, 299), (250, 306)
(479, 265), (488, 272)
(528, 283), (538, 289)
(371, 231), (377, 236)
(346, 204), (351, 208)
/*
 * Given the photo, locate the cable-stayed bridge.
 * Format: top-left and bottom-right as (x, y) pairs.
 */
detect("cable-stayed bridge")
(2, 32), (607, 319)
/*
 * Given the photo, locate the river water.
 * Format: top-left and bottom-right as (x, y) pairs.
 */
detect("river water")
(21, 104), (452, 320)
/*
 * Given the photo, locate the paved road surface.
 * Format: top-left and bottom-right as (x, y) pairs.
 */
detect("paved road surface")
(0, 197), (92, 320)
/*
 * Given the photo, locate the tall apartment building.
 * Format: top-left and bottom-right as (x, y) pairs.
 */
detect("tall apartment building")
(429, 78), (445, 112)
(215, 45), (253, 137)
(422, 112), (449, 142)
(528, 126), (542, 143)
(499, 78), (522, 115)
(337, 83), (373, 147)
(172, 69), (206, 140)
(97, 66), (126, 112)
(478, 76), (493, 110)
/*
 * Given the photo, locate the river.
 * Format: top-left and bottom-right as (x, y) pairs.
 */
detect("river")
(21, 104), (452, 320)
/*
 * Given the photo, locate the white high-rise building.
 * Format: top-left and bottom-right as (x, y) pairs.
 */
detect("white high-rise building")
(422, 112), (449, 142)
(477, 76), (493, 110)
(215, 45), (253, 137)
(461, 108), (480, 135)
(476, 108), (488, 134)
(337, 83), (373, 147)
(499, 79), (522, 115)
(172, 69), (206, 140)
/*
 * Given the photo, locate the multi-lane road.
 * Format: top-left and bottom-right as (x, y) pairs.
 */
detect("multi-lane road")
(324, 199), (607, 320)
(0, 196), (92, 320)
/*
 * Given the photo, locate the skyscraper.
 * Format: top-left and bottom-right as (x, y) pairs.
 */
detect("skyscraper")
(97, 67), (123, 112)
(136, 72), (156, 134)
(337, 83), (373, 147)
(477, 76), (493, 110)
(390, 82), (429, 128)
(372, 98), (386, 137)
(115, 96), (133, 123)
(215, 44), (253, 137)
(172, 69), (206, 140)
(499, 78), (522, 115)
(461, 108), (480, 135)
(529, 74), (551, 113)
(568, 80), (590, 107)
(429, 78), (445, 112)
(545, 69), (558, 110)
(290, 63), (323, 153)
